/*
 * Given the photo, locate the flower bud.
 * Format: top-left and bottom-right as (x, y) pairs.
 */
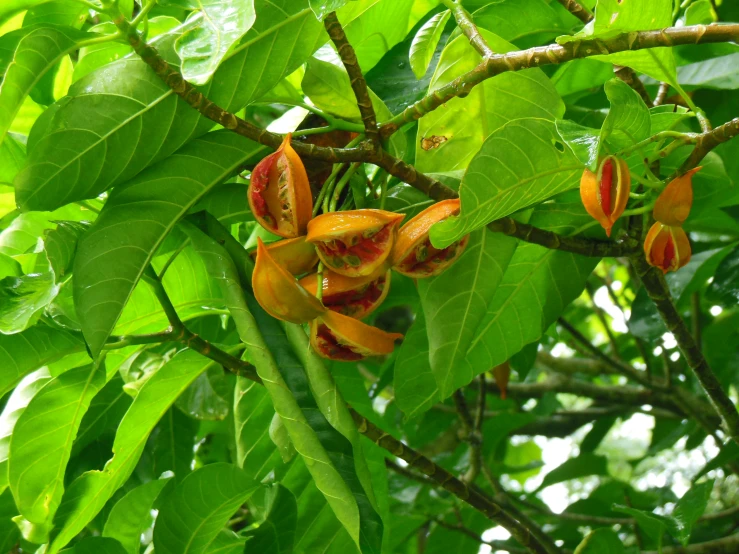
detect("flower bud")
(392, 199), (469, 278)
(306, 209), (404, 278)
(309, 310), (403, 361)
(299, 267), (390, 319)
(580, 155), (631, 237)
(493, 361), (511, 400)
(653, 167), (700, 226)
(257, 236), (318, 276)
(253, 238), (326, 323)
(248, 134), (313, 238)
(644, 222), (691, 274)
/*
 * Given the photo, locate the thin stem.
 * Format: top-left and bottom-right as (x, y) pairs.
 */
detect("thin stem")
(131, 0), (156, 28)
(157, 238), (189, 280)
(323, 12), (380, 145)
(443, 0), (494, 58)
(329, 162), (361, 212)
(617, 131), (699, 157)
(76, 200), (101, 214)
(654, 82), (671, 106)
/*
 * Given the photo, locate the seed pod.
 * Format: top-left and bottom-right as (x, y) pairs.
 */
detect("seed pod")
(253, 238), (326, 323)
(256, 236), (318, 276)
(392, 199), (469, 278)
(248, 134), (312, 238)
(653, 167), (701, 226)
(644, 222), (691, 274)
(306, 209), (404, 278)
(580, 155), (631, 237)
(310, 310), (403, 361)
(493, 361), (511, 401)
(299, 267), (391, 319)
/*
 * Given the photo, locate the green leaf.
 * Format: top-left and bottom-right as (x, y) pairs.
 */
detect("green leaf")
(612, 504), (666, 543)
(48, 349), (217, 553)
(73, 131), (264, 357)
(472, 0), (568, 48)
(23, 1), (88, 28)
(234, 377), (282, 480)
(269, 412), (296, 464)
(147, 407), (198, 483)
(430, 118), (581, 249)
(153, 463), (259, 554)
(184, 224), (383, 553)
(0, 133), (25, 185)
(244, 484), (297, 554)
(393, 311), (437, 418)
(538, 453), (609, 491)
(551, 59), (614, 98)
(0, 368), (51, 490)
(194, 183), (252, 225)
(310, 0), (352, 20)
(102, 477), (172, 554)
(64, 536), (128, 554)
(409, 10), (451, 79)
(0, 25), (87, 146)
(421, 229), (518, 399)
(0, 0), (56, 21)
(676, 53), (739, 89)
(0, 489), (20, 553)
(176, 369), (229, 421)
(0, 272), (60, 333)
(667, 479), (714, 545)
(15, 0), (326, 211)
(44, 221), (89, 282)
(8, 362), (107, 542)
(72, 375), (132, 456)
(574, 528), (625, 554)
(175, 0), (256, 85)
(0, 325), (84, 397)
(684, 0), (717, 25)
(554, 119), (600, 168)
(416, 30), (564, 173)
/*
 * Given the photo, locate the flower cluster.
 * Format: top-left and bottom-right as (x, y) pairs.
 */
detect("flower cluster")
(248, 136), (469, 361)
(580, 155), (700, 274)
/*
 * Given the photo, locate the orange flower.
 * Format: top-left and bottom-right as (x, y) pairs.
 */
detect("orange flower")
(580, 155), (631, 237)
(257, 236), (318, 276)
(393, 199), (469, 278)
(299, 267), (390, 319)
(252, 238), (326, 323)
(248, 134), (313, 238)
(309, 310), (403, 361)
(644, 222), (691, 274)
(306, 209), (404, 278)
(653, 167), (701, 227)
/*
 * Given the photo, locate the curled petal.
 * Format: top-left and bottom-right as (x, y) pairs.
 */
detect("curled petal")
(299, 267), (390, 319)
(306, 209), (404, 277)
(310, 310), (403, 361)
(253, 238), (326, 323)
(580, 156), (631, 237)
(258, 236), (318, 276)
(248, 134), (313, 238)
(393, 199), (469, 278)
(653, 167), (700, 226)
(644, 222), (691, 274)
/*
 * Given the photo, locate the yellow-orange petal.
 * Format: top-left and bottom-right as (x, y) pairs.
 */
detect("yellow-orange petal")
(644, 222), (691, 274)
(306, 209), (404, 278)
(258, 236), (318, 276)
(309, 310), (403, 361)
(580, 156), (631, 237)
(299, 267), (390, 319)
(653, 167), (700, 226)
(253, 238), (326, 323)
(248, 134), (313, 238)
(392, 199), (468, 278)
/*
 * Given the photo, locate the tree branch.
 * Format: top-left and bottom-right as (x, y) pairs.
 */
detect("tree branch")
(443, 0), (494, 57)
(644, 534), (739, 554)
(323, 12), (380, 145)
(432, 518), (528, 554)
(678, 117), (739, 173)
(614, 65), (654, 108)
(380, 24), (739, 136)
(554, 0), (593, 24)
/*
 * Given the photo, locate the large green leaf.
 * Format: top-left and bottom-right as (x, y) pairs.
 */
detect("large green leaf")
(666, 479), (714, 546)
(416, 30), (564, 173)
(48, 349), (217, 553)
(0, 133), (26, 185)
(184, 225), (383, 553)
(0, 271), (59, 333)
(0, 489), (20, 553)
(174, 0), (256, 85)
(472, 0), (567, 48)
(234, 376), (282, 481)
(675, 53), (739, 89)
(0, 368), (51, 491)
(310, 0), (352, 20)
(0, 325), (84, 397)
(409, 10), (450, 79)
(394, 311), (437, 418)
(44, 221), (89, 282)
(0, 25), (87, 146)
(63, 537), (128, 554)
(8, 362), (107, 542)
(146, 407), (197, 483)
(612, 505), (666, 544)
(152, 463), (259, 554)
(72, 375), (132, 456)
(537, 453), (609, 491)
(420, 229), (518, 399)
(430, 118), (581, 248)
(574, 529), (625, 554)
(102, 477), (172, 554)
(73, 130), (264, 357)
(243, 484), (297, 554)
(14, 0), (326, 211)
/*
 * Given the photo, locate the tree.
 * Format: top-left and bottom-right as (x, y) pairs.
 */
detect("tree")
(0, 0), (737, 552)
